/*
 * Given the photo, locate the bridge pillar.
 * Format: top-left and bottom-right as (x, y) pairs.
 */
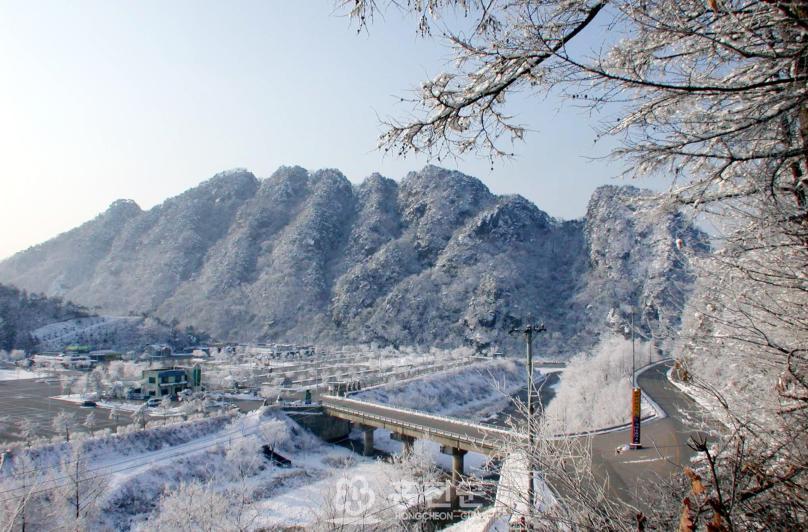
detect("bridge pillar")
(451, 448), (467, 485)
(441, 446), (467, 509)
(360, 425), (374, 456)
(400, 434), (415, 455)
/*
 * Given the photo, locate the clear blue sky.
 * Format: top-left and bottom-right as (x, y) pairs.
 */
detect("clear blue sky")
(0, 1), (652, 260)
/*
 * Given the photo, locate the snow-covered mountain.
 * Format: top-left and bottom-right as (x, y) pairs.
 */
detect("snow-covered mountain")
(0, 166), (705, 355)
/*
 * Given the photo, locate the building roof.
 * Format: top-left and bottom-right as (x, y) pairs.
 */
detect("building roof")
(142, 367), (187, 374)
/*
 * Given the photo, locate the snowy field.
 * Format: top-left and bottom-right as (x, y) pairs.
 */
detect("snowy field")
(0, 367), (48, 380)
(0, 407), (464, 530)
(53, 394), (174, 415)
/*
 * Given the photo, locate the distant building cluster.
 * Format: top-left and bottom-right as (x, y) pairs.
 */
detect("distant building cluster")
(244, 343), (316, 361)
(32, 352), (95, 370)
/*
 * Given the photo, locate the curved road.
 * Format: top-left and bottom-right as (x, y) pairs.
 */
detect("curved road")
(319, 361), (714, 514)
(589, 362), (715, 511)
(322, 361), (714, 512)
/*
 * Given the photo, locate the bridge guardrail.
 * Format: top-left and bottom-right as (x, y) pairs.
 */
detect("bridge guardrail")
(321, 397), (516, 451)
(321, 395), (516, 437)
(323, 396), (650, 446)
(321, 359), (674, 449)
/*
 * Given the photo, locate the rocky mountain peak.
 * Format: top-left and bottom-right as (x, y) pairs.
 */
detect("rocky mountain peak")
(106, 198), (142, 216)
(360, 172), (397, 195)
(397, 166), (496, 263)
(399, 165), (493, 213)
(190, 168), (259, 201)
(0, 166), (702, 356)
(470, 195), (552, 243)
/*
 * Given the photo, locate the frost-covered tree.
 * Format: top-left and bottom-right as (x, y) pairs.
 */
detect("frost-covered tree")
(131, 404), (148, 430)
(108, 405), (121, 427)
(340, 1), (807, 203)
(107, 361), (125, 382)
(87, 367), (105, 398)
(0, 453), (50, 531)
(670, 242), (808, 529)
(83, 411), (96, 436)
(52, 411), (76, 443)
(223, 438), (261, 531)
(341, 1), (808, 528)
(545, 335), (648, 432)
(147, 480), (252, 532)
(224, 437), (261, 482)
(15, 419), (38, 448)
(54, 445), (107, 529)
(384, 447), (442, 529)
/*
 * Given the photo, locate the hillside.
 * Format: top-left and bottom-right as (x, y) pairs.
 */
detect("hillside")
(0, 284), (207, 352)
(0, 166), (706, 355)
(0, 284), (89, 350)
(29, 315), (209, 353)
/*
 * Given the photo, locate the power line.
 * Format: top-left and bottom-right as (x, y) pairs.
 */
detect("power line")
(0, 424), (262, 503)
(0, 414), (242, 483)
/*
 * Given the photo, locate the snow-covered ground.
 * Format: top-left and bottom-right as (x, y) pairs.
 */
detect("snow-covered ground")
(32, 315), (143, 351)
(0, 406), (463, 531)
(354, 358), (527, 421)
(206, 390), (261, 401)
(0, 367), (48, 380)
(443, 508), (507, 532)
(54, 394), (150, 414)
(53, 393), (238, 419)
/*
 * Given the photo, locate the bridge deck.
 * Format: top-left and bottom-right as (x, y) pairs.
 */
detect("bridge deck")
(320, 395), (517, 455)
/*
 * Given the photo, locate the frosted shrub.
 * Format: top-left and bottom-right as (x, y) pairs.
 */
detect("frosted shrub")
(146, 481), (245, 532)
(225, 437), (262, 481)
(545, 336), (648, 432)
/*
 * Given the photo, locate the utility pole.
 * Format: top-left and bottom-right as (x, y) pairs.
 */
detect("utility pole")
(632, 311), (636, 388)
(510, 318), (546, 519)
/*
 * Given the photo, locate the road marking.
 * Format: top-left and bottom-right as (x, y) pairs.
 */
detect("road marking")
(620, 457), (664, 464)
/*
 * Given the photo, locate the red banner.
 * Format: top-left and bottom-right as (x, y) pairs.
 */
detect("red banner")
(631, 388), (641, 446)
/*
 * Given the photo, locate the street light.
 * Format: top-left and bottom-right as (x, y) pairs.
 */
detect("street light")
(510, 318), (546, 517)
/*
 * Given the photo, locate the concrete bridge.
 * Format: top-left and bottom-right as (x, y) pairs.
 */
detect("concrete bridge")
(320, 394), (517, 501)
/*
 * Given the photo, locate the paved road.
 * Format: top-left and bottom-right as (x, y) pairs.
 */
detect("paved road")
(322, 361), (713, 513)
(0, 378), (131, 444)
(589, 362), (716, 511)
